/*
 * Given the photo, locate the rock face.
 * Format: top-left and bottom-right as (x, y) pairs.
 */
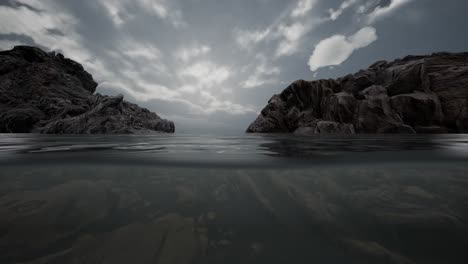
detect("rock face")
(0, 46), (175, 134)
(247, 52), (468, 134)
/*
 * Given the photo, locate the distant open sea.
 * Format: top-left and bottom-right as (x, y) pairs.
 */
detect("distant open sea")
(1, 134), (467, 264)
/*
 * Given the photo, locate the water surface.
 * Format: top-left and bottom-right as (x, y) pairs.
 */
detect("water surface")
(1, 134), (467, 264)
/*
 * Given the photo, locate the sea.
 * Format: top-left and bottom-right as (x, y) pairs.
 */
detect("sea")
(0, 134), (467, 264)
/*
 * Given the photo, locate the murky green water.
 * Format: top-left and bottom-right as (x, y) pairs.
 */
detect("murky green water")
(1, 134), (467, 264)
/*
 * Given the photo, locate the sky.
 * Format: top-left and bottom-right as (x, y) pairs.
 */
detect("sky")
(0, 0), (467, 134)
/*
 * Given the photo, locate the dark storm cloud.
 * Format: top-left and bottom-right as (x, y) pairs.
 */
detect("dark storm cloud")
(0, 0), (467, 133)
(0, 0), (42, 13)
(46, 28), (65, 37)
(0, 33), (40, 47)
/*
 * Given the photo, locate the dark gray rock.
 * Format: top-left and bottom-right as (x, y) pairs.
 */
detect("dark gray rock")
(247, 52), (468, 134)
(390, 92), (443, 127)
(315, 121), (355, 134)
(0, 46), (174, 134)
(323, 92), (357, 124)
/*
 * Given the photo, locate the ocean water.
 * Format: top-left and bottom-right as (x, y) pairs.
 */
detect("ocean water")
(0, 134), (467, 264)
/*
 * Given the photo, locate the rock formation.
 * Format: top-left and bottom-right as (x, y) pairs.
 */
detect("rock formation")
(247, 52), (468, 134)
(0, 46), (174, 134)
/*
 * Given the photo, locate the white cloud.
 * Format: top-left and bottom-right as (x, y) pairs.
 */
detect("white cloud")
(135, 80), (180, 99)
(242, 63), (281, 89)
(197, 89), (255, 114)
(234, 28), (272, 49)
(111, 39), (170, 77)
(234, 0), (323, 55)
(275, 22), (308, 57)
(100, 0), (185, 28)
(175, 45), (211, 62)
(275, 19), (322, 58)
(280, 22), (308, 43)
(308, 26), (378, 71)
(138, 0), (169, 18)
(233, 0), (318, 51)
(368, 0), (413, 23)
(101, 52), (251, 116)
(100, 1), (125, 26)
(123, 44), (162, 61)
(180, 61), (231, 87)
(291, 0), (318, 18)
(328, 0), (358, 21)
(175, 60), (256, 114)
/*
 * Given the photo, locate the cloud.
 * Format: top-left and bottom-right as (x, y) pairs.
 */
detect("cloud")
(275, 21), (314, 57)
(291, 0), (318, 18)
(109, 81), (180, 102)
(105, 39), (170, 79)
(233, 0), (319, 52)
(100, 0), (185, 28)
(274, 0), (321, 58)
(122, 43), (162, 61)
(200, 91), (256, 115)
(328, 0), (358, 21)
(102, 43), (252, 116)
(175, 45), (211, 62)
(234, 28), (272, 49)
(234, 0), (324, 58)
(308, 26), (378, 71)
(180, 61), (231, 87)
(368, 0), (412, 23)
(100, 1), (125, 26)
(175, 60), (255, 114)
(0, 0), (43, 13)
(242, 60), (281, 89)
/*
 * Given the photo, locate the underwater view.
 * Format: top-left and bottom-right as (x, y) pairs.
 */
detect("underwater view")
(1, 134), (468, 264)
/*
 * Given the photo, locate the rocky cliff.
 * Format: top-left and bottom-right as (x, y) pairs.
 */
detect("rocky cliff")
(0, 46), (174, 134)
(247, 52), (468, 134)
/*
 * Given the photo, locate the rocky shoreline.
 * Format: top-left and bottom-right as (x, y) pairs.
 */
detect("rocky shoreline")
(0, 46), (174, 134)
(247, 52), (468, 134)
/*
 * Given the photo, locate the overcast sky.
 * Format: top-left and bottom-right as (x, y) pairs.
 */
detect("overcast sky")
(0, 0), (467, 134)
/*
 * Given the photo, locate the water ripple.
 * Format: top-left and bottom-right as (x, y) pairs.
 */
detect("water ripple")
(0, 134), (467, 167)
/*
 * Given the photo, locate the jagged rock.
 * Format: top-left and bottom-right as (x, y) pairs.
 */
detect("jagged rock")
(359, 85), (387, 98)
(247, 52), (468, 134)
(0, 46), (174, 134)
(323, 92), (357, 124)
